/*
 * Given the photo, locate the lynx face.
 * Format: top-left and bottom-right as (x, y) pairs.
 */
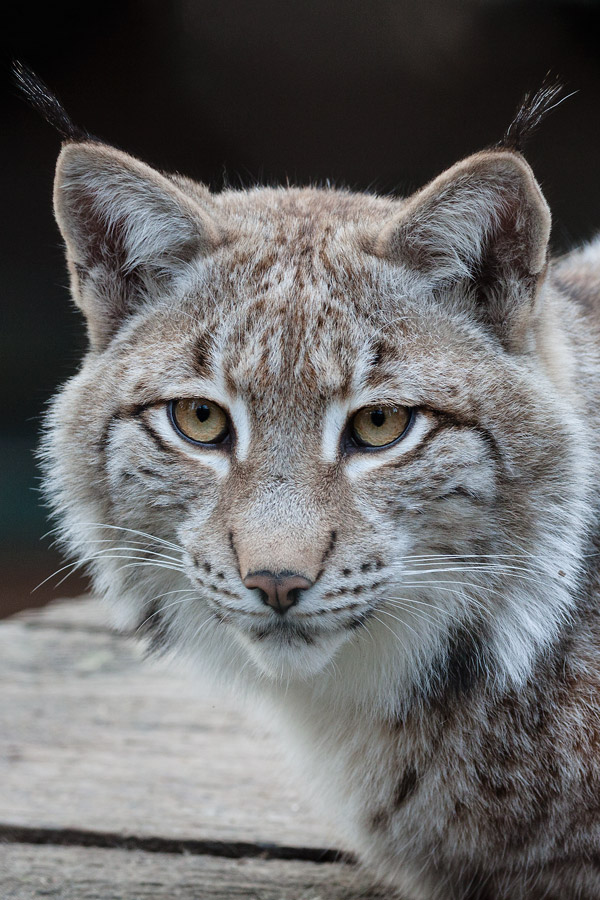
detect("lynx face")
(43, 142), (590, 696)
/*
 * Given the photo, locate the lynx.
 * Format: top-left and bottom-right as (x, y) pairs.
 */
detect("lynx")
(17, 63), (600, 898)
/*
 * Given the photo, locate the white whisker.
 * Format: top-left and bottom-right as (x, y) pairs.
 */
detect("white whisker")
(371, 613), (411, 655)
(188, 611), (219, 646)
(399, 566), (544, 585)
(384, 596), (469, 627)
(394, 552), (542, 563)
(73, 540), (184, 565)
(74, 522), (182, 552)
(376, 606), (428, 641)
(401, 580), (505, 605)
(136, 593), (198, 633)
(33, 553), (185, 593)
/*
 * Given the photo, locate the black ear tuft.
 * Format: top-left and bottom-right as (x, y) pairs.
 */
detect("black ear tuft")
(500, 77), (573, 153)
(11, 60), (95, 143)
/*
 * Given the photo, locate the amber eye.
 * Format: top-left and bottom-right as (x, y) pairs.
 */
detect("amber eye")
(350, 405), (412, 448)
(169, 399), (230, 445)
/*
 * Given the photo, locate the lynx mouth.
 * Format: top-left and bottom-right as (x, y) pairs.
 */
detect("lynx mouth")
(243, 609), (370, 643)
(248, 620), (318, 646)
(237, 618), (353, 679)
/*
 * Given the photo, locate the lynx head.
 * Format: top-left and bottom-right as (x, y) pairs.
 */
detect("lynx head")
(38, 92), (591, 712)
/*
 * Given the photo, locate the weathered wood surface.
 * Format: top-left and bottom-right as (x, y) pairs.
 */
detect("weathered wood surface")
(0, 844), (389, 899)
(0, 598), (394, 898)
(0, 598), (331, 846)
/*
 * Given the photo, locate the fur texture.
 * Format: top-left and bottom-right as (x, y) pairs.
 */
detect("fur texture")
(34, 113), (600, 898)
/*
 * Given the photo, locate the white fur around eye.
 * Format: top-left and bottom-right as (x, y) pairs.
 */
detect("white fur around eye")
(345, 410), (429, 479)
(321, 400), (350, 462)
(147, 406), (231, 477)
(229, 396), (251, 461)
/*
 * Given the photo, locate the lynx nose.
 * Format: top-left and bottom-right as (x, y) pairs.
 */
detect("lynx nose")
(244, 571), (313, 614)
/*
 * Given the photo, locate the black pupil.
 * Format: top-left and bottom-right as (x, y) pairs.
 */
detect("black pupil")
(370, 409), (386, 428)
(196, 404), (211, 423)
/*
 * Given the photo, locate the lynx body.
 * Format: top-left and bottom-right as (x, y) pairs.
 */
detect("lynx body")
(26, 68), (600, 897)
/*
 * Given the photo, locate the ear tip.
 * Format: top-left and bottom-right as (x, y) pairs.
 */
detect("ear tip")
(456, 148), (550, 209)
(459, 147), (533, 176)
(54, 141), (144, 196)
(55, 139), (100, 174)
(450, 149), (553, 264)
(56, 139), (112, 164)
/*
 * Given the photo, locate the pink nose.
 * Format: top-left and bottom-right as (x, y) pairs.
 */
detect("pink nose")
(244, 571), (313, 614)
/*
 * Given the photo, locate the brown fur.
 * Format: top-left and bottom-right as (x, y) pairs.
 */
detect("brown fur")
(38, 135), (600, 898)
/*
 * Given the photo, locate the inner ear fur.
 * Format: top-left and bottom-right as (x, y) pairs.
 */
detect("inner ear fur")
(54, 142), (223, 349)
(372, 150), (551, 346)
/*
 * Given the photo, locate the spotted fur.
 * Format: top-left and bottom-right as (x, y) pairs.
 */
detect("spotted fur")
(38, 131), (600, 898)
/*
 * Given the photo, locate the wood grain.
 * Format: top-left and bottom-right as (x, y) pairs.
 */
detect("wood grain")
(0, 598), (397, 898)
(0, 844), (390, 900)
(0, 599), (335, 847)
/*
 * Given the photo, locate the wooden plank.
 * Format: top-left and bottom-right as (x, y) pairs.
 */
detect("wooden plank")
(0, 844), (391, 900)
(14, 596), (115, 631)
(0, 599), (336, 849)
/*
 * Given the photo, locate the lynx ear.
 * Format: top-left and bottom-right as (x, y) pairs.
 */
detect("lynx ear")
(373, 151), (551, 348)
(54, 142), (223, 349)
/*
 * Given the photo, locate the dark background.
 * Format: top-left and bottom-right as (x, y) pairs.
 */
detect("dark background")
(3, 0), (600, 618)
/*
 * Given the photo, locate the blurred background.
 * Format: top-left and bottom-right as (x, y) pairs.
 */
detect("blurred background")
(3, 0), (600, 619)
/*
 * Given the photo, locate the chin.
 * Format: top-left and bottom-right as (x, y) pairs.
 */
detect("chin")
(236, 625), (350, 681)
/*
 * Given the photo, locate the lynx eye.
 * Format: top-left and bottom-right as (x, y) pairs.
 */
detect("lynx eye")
(169, 399), (229, 445)
(350, 405), (412, 448)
